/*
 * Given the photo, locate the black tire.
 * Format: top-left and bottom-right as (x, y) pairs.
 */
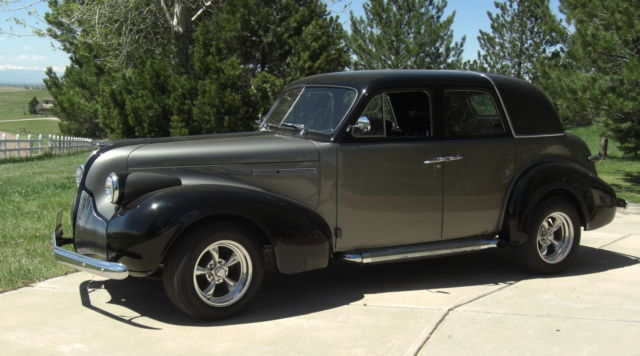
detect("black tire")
(512, 198), (581, 274)
(163, 222), (264, 320)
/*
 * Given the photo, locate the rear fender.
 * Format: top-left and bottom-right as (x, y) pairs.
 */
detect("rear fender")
(505, 162), (615, 243)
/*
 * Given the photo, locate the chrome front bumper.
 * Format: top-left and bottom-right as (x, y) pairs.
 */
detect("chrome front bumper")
(52, 211), (129, 280)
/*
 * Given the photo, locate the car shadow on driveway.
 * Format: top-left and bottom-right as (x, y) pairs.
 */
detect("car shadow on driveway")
(78, 246), (638, 328)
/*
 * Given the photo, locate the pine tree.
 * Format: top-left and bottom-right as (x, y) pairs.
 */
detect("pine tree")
(44, 0), (350, 139)
(547, 0), (640, 155)
(349, 0), (465, 69)
(28, 96), (39, 115)
(43, 52), (107, 138)
(475, 0), (565, 81)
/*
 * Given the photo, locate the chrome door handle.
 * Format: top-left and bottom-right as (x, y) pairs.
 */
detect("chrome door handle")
(423, 157), (447, 165)
(423, 156), (463, 165)
(442, 155), (463, 162)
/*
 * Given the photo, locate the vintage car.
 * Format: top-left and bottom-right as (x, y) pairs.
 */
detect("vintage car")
(52, 70), (626, 320)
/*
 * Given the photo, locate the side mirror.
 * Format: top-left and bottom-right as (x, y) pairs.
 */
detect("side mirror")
(349, 116), (372, 136)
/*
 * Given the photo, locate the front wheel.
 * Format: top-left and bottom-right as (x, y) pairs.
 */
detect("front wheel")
(163, 223), (264, 320)
(512, 198), (581, 274)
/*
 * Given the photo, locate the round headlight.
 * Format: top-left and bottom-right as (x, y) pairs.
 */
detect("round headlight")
(75, 164), (84, 187)
(105, 173), (120, 204)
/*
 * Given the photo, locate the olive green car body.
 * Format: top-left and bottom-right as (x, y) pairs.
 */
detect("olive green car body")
(55, 70), (621, 282)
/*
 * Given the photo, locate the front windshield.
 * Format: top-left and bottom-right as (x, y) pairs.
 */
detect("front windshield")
(262, 86), (357, 134)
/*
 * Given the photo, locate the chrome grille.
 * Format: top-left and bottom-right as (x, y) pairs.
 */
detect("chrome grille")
(74, 191), (108, 258)
(76, 191), (93, 227)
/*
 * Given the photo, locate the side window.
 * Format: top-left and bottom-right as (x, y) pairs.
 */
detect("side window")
(443, 91), (505, 137)
(353, 91), (431, 138)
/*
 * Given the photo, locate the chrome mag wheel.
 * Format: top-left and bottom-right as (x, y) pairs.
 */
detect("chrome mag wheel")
(536, 211), (574, 264)
(193, 240), (253, 307)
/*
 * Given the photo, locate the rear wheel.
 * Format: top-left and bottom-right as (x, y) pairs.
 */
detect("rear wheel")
(163, 223), (263, 320)
(512, 198), (581, 274)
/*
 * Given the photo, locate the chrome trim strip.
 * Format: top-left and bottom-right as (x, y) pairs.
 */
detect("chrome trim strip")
(52, 232), (129, 280)
(514, 133), (565, 138)
(341, 238), (498, 264)
(424, 156), (463, 165)
(252, 168), (318, 176)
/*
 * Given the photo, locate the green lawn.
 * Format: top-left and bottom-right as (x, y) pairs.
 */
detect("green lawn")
(0, 119), (61, 136)
(0, 152), (88, 291)
(567, 125), (640, 203)
(0, 88), (51, 120)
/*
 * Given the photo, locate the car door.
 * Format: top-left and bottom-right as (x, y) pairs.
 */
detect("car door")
(440, 89), (515, 240)
(336, 90), (443, 251)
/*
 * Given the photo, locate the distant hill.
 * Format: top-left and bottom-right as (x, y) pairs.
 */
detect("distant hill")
(0, 70), (49, 86)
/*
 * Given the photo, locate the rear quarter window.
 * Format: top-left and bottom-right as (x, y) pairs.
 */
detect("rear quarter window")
(442, 90), (505, 137)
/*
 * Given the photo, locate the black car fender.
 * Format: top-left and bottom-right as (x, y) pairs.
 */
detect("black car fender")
(504, 161), (616, 243)
(105, 184), (332, 276)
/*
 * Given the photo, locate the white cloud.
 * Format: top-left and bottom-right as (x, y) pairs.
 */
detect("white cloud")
(23, 45), (33, 50)
(16, 54), (46, 61)
(0, 64), (65, 72)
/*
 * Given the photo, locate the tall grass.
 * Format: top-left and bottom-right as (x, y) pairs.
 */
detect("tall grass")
(0, 151), (88, 291)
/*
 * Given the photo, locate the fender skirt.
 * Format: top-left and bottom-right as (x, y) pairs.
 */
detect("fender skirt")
(105, 184), (331, 276)
(506, 162), (617, 243)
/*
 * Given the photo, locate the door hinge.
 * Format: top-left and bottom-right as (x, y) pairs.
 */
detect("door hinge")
(334, 227), (342, 239)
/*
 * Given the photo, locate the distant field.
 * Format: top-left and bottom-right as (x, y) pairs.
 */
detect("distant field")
(0, 88), (51, 120)
(0, 119), (61, 136)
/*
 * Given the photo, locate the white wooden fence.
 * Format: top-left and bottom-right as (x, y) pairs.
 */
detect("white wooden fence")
(0, 134), (96, 159)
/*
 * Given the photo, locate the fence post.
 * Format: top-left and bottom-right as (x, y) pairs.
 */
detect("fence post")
(1, 133), (5, 159)
(27, 134), (32, 157)
(16, 134), (21, 157)
(37, 134), (43, 155)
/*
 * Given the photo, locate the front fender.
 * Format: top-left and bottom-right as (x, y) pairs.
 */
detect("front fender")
(506, 161), (617, 243)
(106, 184), (331, 276)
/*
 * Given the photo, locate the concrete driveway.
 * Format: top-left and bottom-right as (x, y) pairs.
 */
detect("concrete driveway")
(1, 205), (639, 355)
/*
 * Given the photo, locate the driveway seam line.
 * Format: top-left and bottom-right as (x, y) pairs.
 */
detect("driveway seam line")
(411, 282), (516, 356)
(597, 234), (632, 249)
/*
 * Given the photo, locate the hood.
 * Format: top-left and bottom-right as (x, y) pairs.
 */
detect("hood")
(126, 132), (320, 169)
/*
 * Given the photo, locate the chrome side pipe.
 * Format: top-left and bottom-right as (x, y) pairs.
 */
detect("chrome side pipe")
(341, 237), (500, 264)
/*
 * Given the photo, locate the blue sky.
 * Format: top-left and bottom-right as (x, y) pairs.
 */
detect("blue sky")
(0, 0), (562, 84)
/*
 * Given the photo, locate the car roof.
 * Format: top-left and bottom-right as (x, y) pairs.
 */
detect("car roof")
(288, 70), (564, 137)
(287, 70), (492, 92)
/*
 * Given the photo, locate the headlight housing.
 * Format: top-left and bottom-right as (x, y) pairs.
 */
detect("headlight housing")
(105, 173), (121, 204)
(75, 165), (84, 186)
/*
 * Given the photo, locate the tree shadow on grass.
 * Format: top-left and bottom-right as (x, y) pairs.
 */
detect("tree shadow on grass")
(622, 172), (640, 190)
(78, 246), (637, 329)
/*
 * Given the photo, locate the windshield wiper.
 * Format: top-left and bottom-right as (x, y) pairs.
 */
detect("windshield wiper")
(280, 122), (307, 135)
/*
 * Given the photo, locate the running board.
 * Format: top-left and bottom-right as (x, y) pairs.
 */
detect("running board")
(340, 237), (500, 264)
